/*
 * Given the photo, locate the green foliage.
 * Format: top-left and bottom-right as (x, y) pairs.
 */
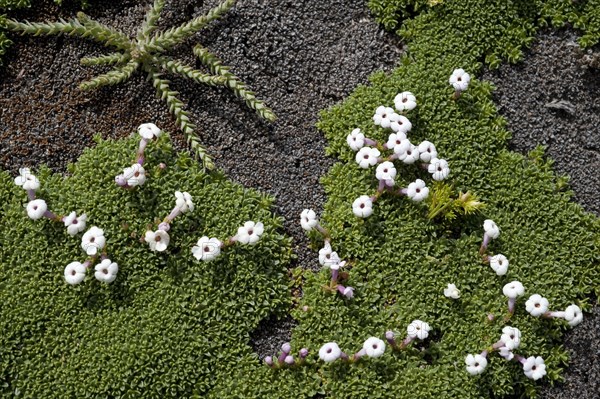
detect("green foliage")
(540, 0), (600, 47)
(427, 182), (485, 221)
(0, 0), (276, 170)
(0, 134), (293, 398)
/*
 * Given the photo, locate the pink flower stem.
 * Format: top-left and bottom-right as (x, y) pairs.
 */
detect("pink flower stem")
(137, 139), (148, 165)
(479, 235), (491, 254)
(351, 348), (366, 362)
(43, 210), (59, 221)
(492, 340), (505, 350)
(364, 138), (378, 146)
(26, 189), (36, 201)
(277, 349), (289, 364)
(385, 331), (398, 350)
(331, 269), (339, 284)
(545, 311), (565, 319)
(315, 223), (329, 237)
(400, 336), (413, 349)
(165, 207), (181, 222)
(514, 354), (526, 365)
(507, 298), (517, 315)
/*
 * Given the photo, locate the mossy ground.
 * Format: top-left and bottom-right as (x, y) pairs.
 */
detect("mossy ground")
(1, 0), (600, 398)
(0, 134), (292, 397)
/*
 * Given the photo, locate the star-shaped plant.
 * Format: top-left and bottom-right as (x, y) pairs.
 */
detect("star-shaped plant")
(1, 0), (276, 170)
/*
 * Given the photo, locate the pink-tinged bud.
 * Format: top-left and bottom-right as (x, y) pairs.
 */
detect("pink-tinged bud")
(264, 356), (274, 367)
(302, 305), (309, 312)
(115, 175), (127, 186)
(299, 348), (309, 359)
(281, 343), (291, 355)
(284, 355), (295, 365)
(159, 163), (166, 169)
(158, 222), (170, 232)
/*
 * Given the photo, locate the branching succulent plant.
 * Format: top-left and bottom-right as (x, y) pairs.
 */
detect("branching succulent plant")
(0, 0), (276, 170)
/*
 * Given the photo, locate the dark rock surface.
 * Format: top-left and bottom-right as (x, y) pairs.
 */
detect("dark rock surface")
(483, 29), (600, 399)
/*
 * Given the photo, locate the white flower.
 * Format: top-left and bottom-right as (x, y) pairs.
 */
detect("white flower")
(394, 91), (417, 111)
(489, 254), (509, 276)
(523, 356), (547, 380)
(331, 260), (346, 271)
(319, 342), (342, 362)
(342, 286), (354, 299)
(397, 143), (420, 164)
(63, 212), (87, 236)
(428, 158), (450, 181)
(26, 199), (47, 220)
(500, 326), (521, 350)
(318, 242), (340, 267)
(192, 236), (222, 261)
(144, 229), (170, 252)
(346, 128), (365, 151)
(483, 219), (500, 239)
(300, 209), (318, 231)
(352, 195), (373, 218)
(564, 304), (583, 326)
(465, 354), (487, 376)
(387, 133), (410, 155)
(138, 123), (161, 139)
(14, 168), (40, 191)
(363, 337), (386, 358)
(376, 161), (397, 182)
(94, 259), (118, 283)
(390, 114), (412, 134)
(64, 261), (87, 285)
(406, 179), (429, 202)
(449, 68), (471, 92)
(123, 164), (146, 187)
(498, 347), (514, 361)
(373, 106), (396, 128)
(444, 283), (460, 299)
(503, 281), (525, 299)
(175, 191), (194, 213)
(525, 294), (549, 317)
(355, 147), (380, 169)
(81, 226), (106, 256)
(407, 320), (430, 340)
(418, 141), (438, 163)
(236, 221), (265, 245)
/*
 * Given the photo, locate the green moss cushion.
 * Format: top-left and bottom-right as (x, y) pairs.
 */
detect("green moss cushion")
(0, 134), (292, 398)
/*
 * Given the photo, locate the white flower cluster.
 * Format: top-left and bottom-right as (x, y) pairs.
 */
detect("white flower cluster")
(385, 320), (431, 351)
(347, 92), (450, 218)
(191, 221), (265, 262)
(466, 326), (547, 380)
(115, 123), (161, 189)
(145, 191), (194, 252)
(299, 209), (354, 299)
(264, 342), (309, 368)
(65, 226), (119, 285)
(14, 168), (117, 285)
(525, 294), (583, 326)
(317, 336), (387, 363)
